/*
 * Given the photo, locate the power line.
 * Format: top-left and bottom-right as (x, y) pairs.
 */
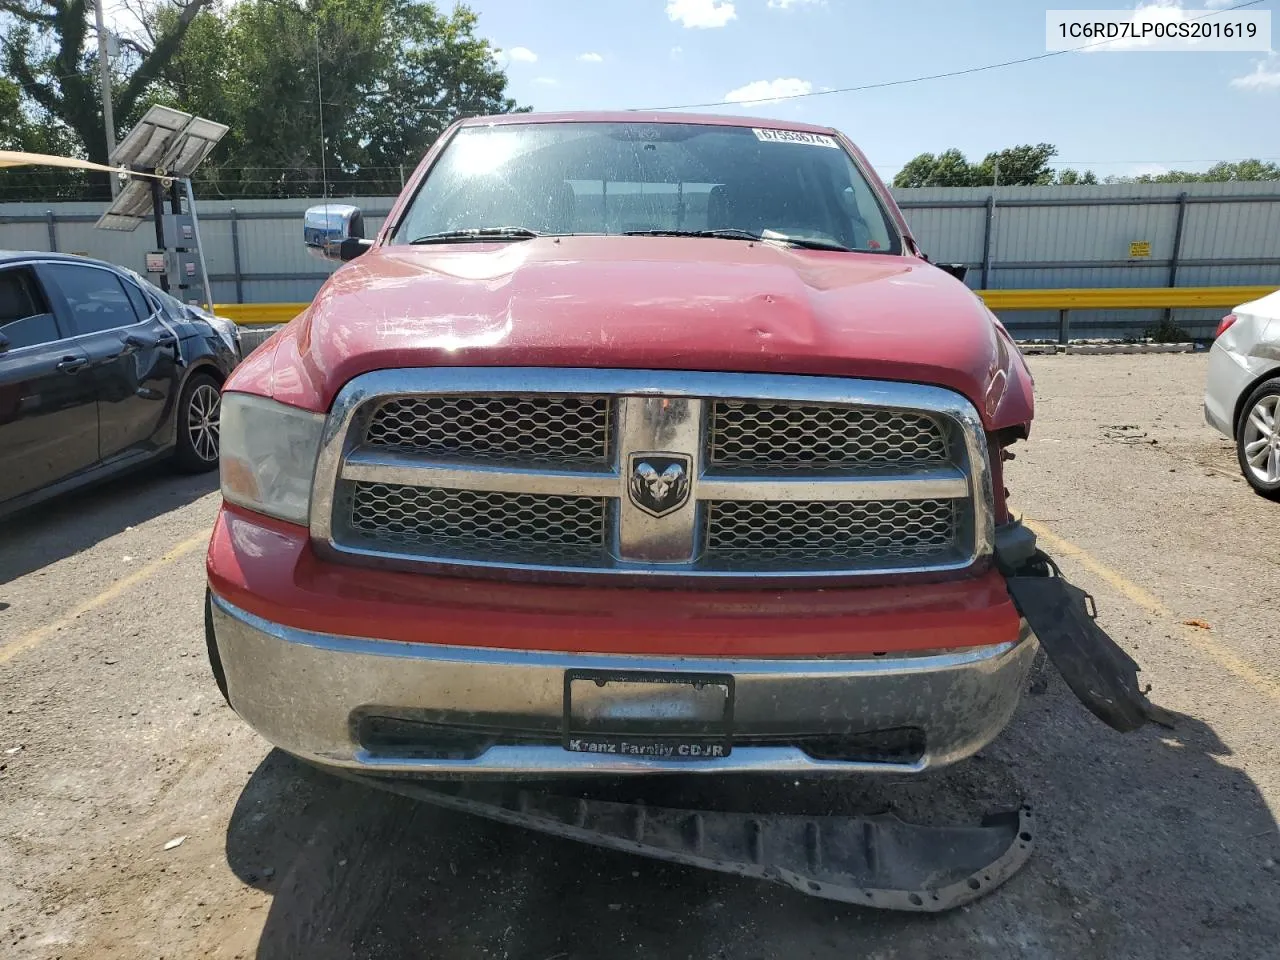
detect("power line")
(865, 156), (1280, 170)
(631, 0), (1268, 111)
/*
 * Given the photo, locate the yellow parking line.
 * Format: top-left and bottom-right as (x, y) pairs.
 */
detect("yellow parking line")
(1025, 519), (1280, 703)
(0, 528), (211, 667)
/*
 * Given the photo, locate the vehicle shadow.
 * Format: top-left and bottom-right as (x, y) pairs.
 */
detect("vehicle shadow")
(0, 468), (217, 585)
(225, 689), (1279, 960)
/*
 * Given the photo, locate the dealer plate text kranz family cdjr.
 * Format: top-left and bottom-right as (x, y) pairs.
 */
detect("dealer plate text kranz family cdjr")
(566, 739), (730, 759)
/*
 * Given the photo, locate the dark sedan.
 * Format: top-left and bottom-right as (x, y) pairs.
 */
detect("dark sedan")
(0, 251), (239, 517)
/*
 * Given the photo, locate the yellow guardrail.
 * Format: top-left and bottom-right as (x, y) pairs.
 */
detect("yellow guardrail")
(216, 302), (307, 325)
(977, 285), (1275, 311)
(217, 285), (1277, 327)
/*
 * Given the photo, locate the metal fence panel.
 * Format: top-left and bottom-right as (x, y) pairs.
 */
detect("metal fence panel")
(895, 204), (986, 265)
(3, 183), (1278, 340)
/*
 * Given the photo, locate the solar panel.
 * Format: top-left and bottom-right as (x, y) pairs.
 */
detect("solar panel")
(95, 106), (228, 232)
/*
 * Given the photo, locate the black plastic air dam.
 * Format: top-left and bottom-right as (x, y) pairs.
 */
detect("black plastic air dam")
(334, 772), (1034, 912)
(1004, 548), (1176, 732)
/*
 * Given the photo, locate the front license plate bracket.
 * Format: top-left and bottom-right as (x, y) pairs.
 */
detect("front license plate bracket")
(563, 670), (735, 760)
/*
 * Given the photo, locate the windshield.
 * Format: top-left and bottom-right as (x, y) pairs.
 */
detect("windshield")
(391, 122), (901, 254)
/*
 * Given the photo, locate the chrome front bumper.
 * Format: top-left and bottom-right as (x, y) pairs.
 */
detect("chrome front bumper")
(209, 593), (1037, 776)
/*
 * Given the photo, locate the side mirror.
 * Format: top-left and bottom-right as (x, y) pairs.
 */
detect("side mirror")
(937, 263), (969, 283)
(0, 332), (10, 355)
(303, 204), (370, 262)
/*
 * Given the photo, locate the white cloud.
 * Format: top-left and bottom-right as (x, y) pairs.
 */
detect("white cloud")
(533, 76), (559, 86)
(1231, 56), (1280, 90)
(667, 0), (736, 29)
(767, 0), (823, 8)
(1203, 0), (1236, 6)
(1078, 2), (1178, 52)
(723, 77), (812, 103)
(577, 52), (604, 63)
(507, 46), (538, 63)
(670, 45), (684, 59)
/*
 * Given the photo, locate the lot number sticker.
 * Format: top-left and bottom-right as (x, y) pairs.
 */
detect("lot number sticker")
(752, 128), (839, 149)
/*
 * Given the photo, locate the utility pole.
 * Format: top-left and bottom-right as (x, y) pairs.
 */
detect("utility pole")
(93, 0), (118, 197)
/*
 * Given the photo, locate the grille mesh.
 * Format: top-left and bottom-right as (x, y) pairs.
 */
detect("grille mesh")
(705, 498), (959, 567)
(335, 387), (977, 576)
(365, 395), (612, 464)
(710, 401), (948, 471)
(349, 482), (607, 565)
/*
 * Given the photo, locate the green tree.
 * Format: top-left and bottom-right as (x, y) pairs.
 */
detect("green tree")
(1105, 159), (1280, 184)
(892, 148), (973, 188)
(0, 75), (86, 198)
(973, 143), (1058, 186)
(892, 144), (1100, 188)
(157, 0), (524, 197)
(0, 0), (214, 168)
(0, 0), (524, 199)
(1055, 168), (1098, 185)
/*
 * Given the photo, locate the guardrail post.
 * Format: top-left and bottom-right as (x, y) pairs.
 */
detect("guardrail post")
(1058, 309), (1071, 345)
(229, 206), (244, 304)
(981, 194), (995, 289)
(45, 210), (57, 251)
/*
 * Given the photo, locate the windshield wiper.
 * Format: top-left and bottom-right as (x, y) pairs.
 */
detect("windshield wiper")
(767, 235), (855, 253)
(409, 227), (542, 244)
(623, 228), (760, 242)
(622, 228), (854, 252)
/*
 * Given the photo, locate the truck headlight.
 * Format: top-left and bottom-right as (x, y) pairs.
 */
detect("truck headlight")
(220, 393), (325, 525)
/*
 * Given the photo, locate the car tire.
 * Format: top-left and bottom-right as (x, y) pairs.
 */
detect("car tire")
(174, 372), (222, 473)
(1236, 377), (1280, 500)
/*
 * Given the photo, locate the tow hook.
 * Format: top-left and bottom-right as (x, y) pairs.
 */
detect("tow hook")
(1003, 546), (1176, 732)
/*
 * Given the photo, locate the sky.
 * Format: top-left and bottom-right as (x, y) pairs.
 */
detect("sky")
(469, 0), (1280, 181)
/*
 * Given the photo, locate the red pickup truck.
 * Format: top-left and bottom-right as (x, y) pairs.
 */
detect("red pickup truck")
(205, 112), (1153, 786)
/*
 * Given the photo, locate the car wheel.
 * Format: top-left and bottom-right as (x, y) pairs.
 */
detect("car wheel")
(174, 372), (222, 473)
(1236, 377), (1280, 500)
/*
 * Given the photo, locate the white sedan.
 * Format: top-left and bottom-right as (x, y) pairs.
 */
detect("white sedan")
(1204, 288), (1280, 499)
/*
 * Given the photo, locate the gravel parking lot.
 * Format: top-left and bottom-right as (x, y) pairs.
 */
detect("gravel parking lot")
(2, 353), (1277, 960)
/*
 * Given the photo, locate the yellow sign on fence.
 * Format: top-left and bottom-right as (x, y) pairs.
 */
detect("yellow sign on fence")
(1128, 240), (1152, 259)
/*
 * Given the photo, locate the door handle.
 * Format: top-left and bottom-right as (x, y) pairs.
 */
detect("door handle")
(56, 356), (87, 374)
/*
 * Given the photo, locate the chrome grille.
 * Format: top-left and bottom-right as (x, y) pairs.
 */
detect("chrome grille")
(705, 498), (960, 569)
(315, 369), (992, 580)
(710, 400), (947, 470)
(365, 395), (612, 464)
(349, 482), (607, 565)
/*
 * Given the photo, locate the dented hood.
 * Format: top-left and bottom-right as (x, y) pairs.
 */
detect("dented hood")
(235, 236), (1033, 429)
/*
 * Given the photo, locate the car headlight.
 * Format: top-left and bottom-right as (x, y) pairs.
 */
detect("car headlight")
(220, 393), (325, 525)
(205, 314), (241, 355)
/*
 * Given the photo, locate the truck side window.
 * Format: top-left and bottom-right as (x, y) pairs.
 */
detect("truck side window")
(0, 267), (60, 351)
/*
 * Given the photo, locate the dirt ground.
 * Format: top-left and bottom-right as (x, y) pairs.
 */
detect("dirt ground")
(1, 353), (1277, 960)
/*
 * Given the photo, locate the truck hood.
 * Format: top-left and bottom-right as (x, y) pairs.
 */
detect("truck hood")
(235, 236), (1033, 429)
